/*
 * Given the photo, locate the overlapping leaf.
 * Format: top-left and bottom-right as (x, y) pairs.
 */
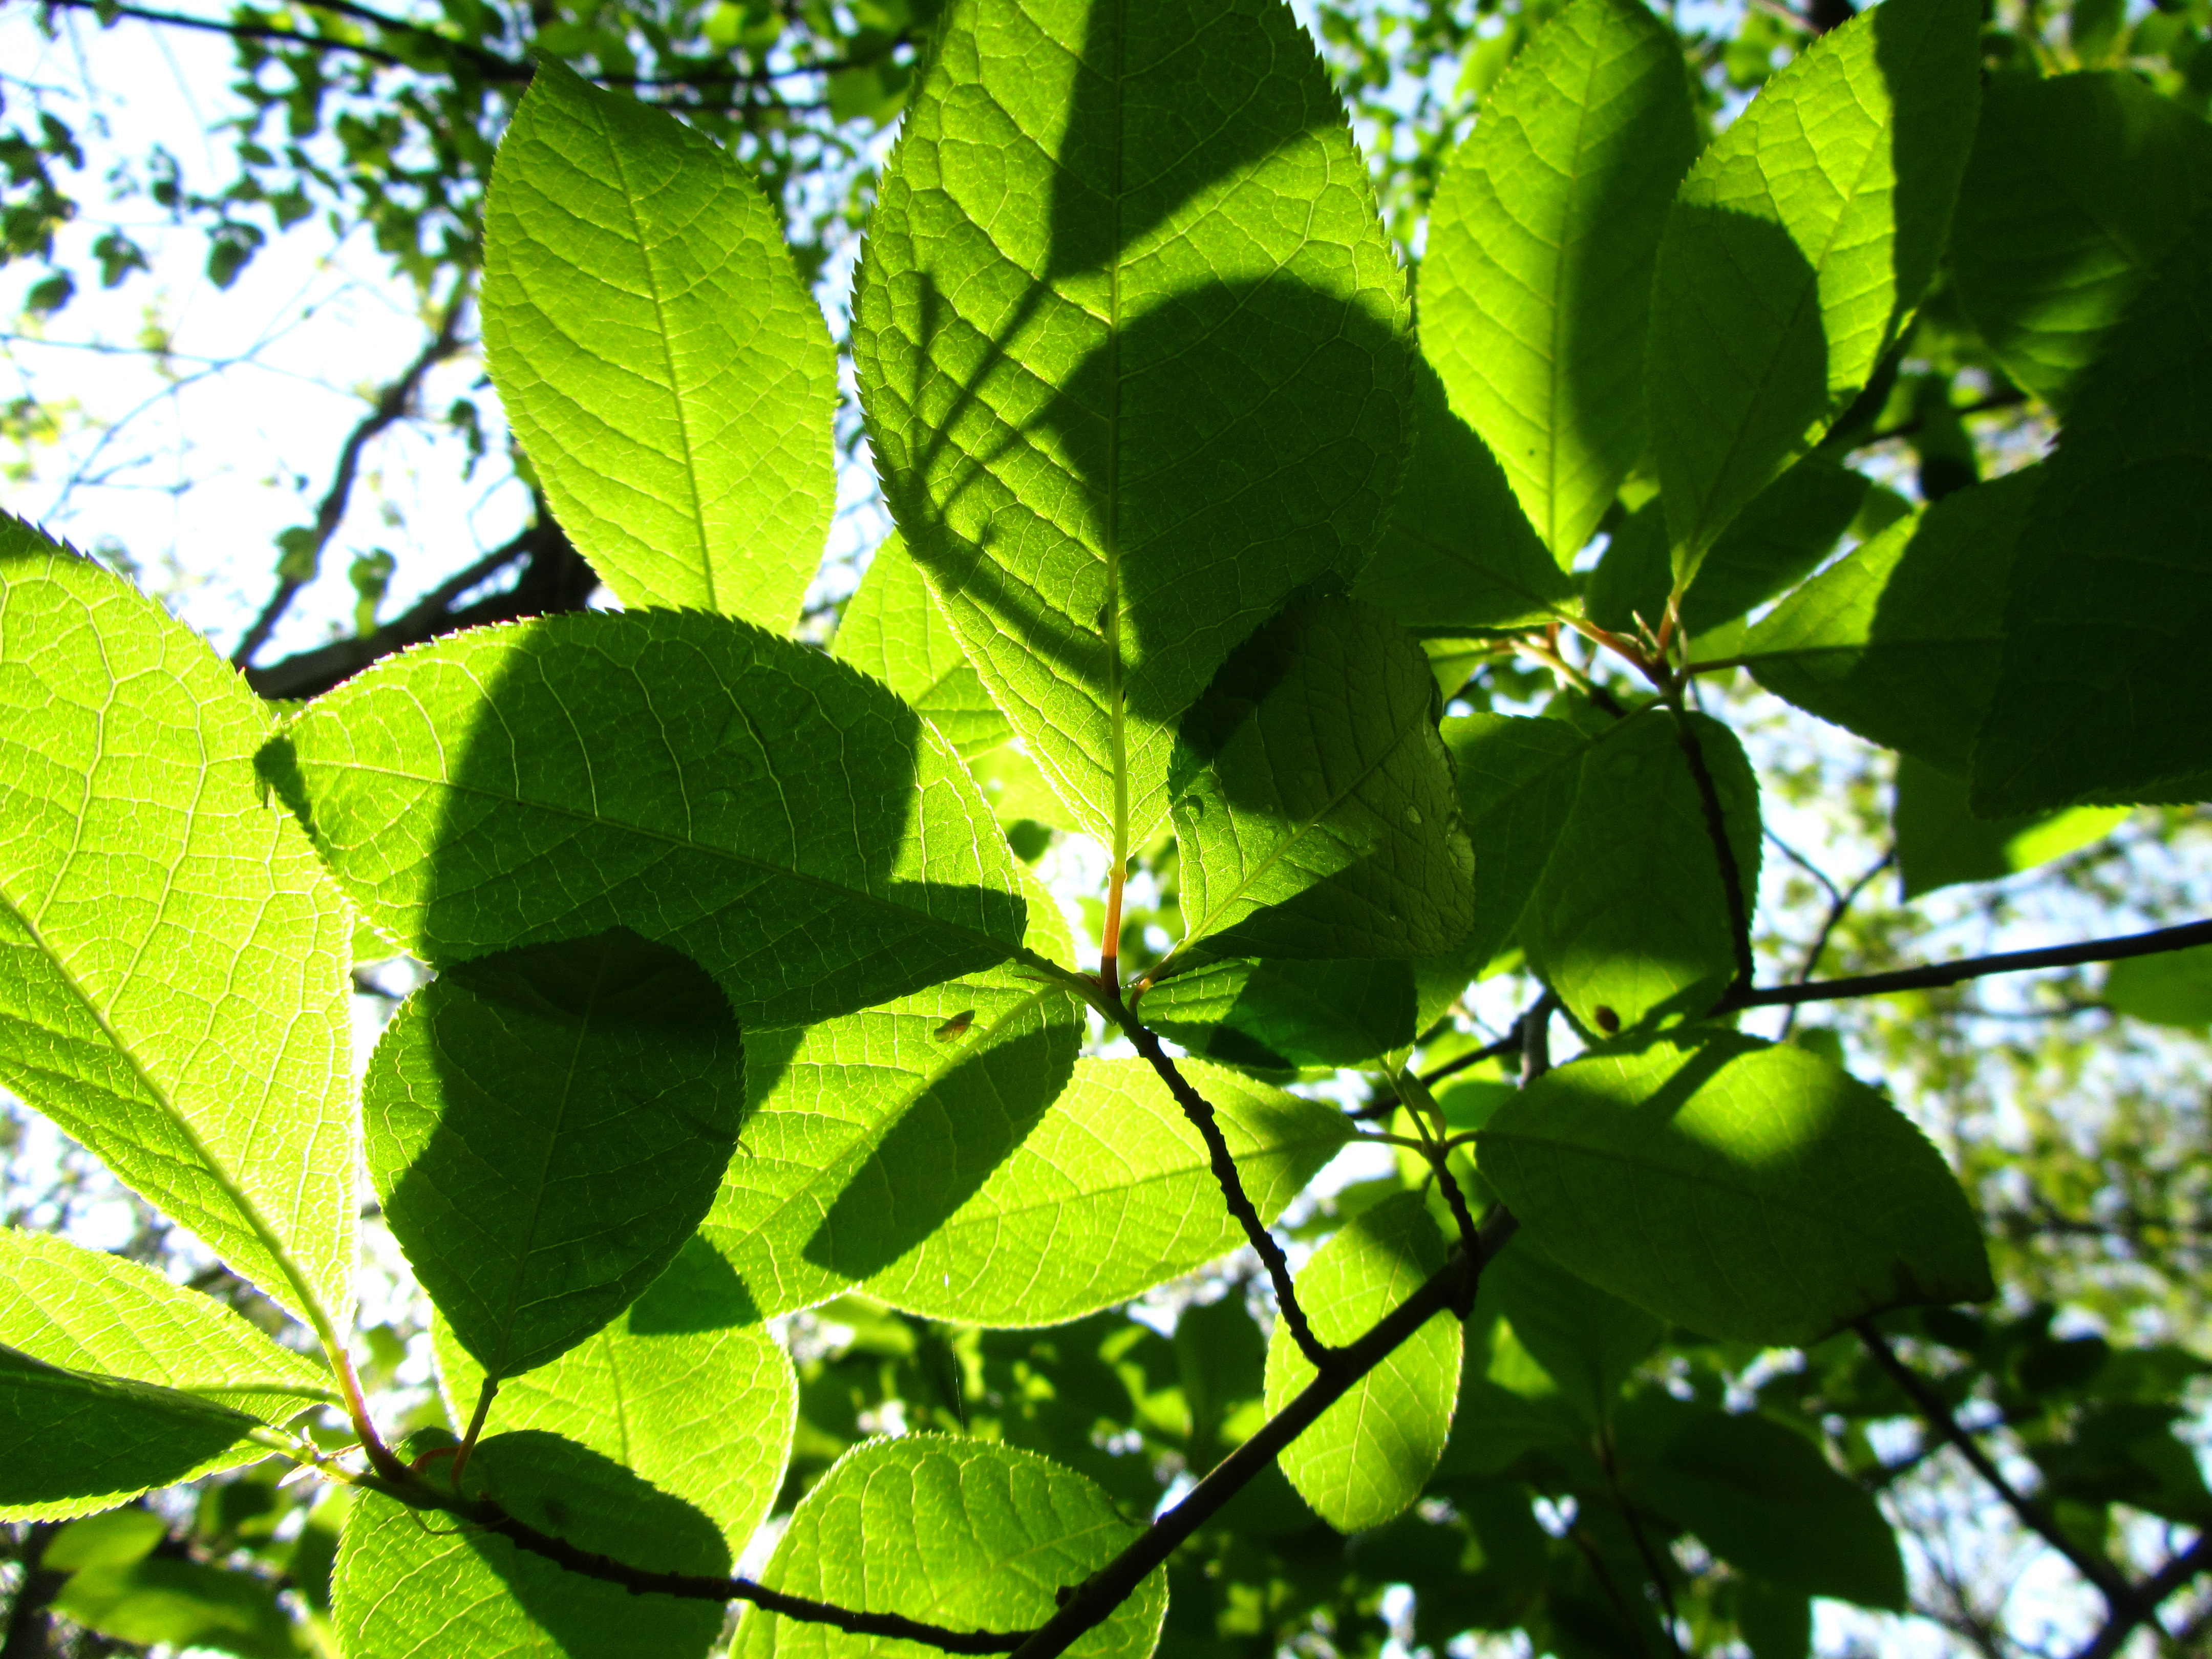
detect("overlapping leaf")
(433, 1236), (795, 1554)
(0, 1230), (334, 1424)
(1139, 957), (1415, 1073)
(1170, 595), (1475, 961)
(1893, 757), (2126, 899)
(734, 1436), (1166, 1659)
(1646, 0), (1980, 580)
(335, 1429), (727, 1659)
(367, 928), (745, 1379)
(1951, 71), (2212, 410)
(1264, 1193), (1461, 1533)
(854, 0), (1412, 858)
(483, 62), (837, 627)
(834, 534), (1010, 757)
(1477, 1028), (1993, 1343)
(0, 1346), (264, 1522)
(1745, 471), (2035, 774)
(1973, 247), (2212, 814)
(1520, 710), (1760, 1036)
(260, 609), (1027, 1028)
(1422, 0), (1696, 564)
(52, 1557), (298, 1659)
(0, 519), (355, 1329)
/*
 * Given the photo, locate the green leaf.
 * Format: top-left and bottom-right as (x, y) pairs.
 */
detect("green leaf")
(1476, 1028), (1994, 1343)
(0, 520), (355, 1331)
(1951, 71), (2212, 411)
(733, 1435), (1167, 1659)
(1894, 756), (2128, 899)
(1520, 710), (1761, 1036)
(1745, 471), (2036, 775)
(1421, 0), (1696, 564)
(334, 1429), (727, 1659)
(1476, 1237), (1662, 1428)
(834, 534), (1011, 758)
(260, 609), (1028, 1029)
(482, 61), (837, 628)
(1263, 1193), (1461, 1533)
(1739, 1582), (1813, 1659)
(0, 1345), (263, 1522)
(0, 1230), (335, 1424)
(1646, 0), (1980, 579)
(876, 1056), (1351, 1325)
(52, 1558), (300, 1659)
(1972, 248), (2212, 814)
(2104, 944), (2212, 1030)
(1138, 957), (1415, 1073)
(703, 873), (1083, 1318)
(1169, 594), (1475, 961)
(853, 0), (1413, 860)
(1620, 1395), (1906, 1609)
(1420, 713), (1593, 1015)
(46, 1508), (168, 1570)
(432, 1236), (795, 1555)
(1352, 357), (1577, 631)
(366, 928), (744, 1379)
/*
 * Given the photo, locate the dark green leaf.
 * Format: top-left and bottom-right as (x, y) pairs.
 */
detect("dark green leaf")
(53, 1558), (299, 1659)
(1520, 710), (1760, 1036)
(367, 929), (744, 1379)
(1745, 471), (2036, 775)
(854, 0), (1413, 858)
(1422, 0), (1697, 564)
(1476, 1028), (1994, 1343)
(1138, 957), (1416, 1072)
(261, 609), (1028, 1028)
(1894, 756), (2127, 899)
(1169, 594), (1475, 961)
(2105, 944), (2212, 1029)
(1477, 1238), (1662, 1427)
(1951, 71), (2212, 410)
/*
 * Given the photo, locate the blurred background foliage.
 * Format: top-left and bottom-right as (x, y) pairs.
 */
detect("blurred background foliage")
(5, 0), (2212, 1655)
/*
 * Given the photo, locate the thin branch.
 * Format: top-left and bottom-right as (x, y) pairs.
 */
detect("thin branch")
(1669, 701), (1754, 999)
(2071, 1533), (2212, 1659)
(1781, 847), (1895, 1035)
(232, 278), (472, 667)
(1121, 1019), (1334, 1373)
(1855, 1321), (2132, 1607)
(1720, 918), (2212, 1013)
(42, 0), (418, 70)
(1005, 1208), (1519, 1659)
(353, 1476), (1029, 1653)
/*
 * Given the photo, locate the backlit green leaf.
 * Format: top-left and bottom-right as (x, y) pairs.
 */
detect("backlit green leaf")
(1264, 1193), (1460, 1533)
(432, 1236), (795, 1555)
(53, 1557), (299, 1659)
(1620, 1395), (1906, 1609)
(834, 534), (1010, 758)
(0, 519), (355, 1330)
(0, 1346), (263, 1522)
(703, 874), (1083, 1318)
(1353, 358), (1576, 631)
(1422, 0), (1696, 564)
(335, 1429), (727, 1659)
(1170, 594), (1475, 961)
(1951, 71), (2212, 410)
(0, 1230), (335, 1425)
(1138, 957), (1415, 1073)
(1972, 247), (2212, 814)
(1745, 471), (2036, 775)
(366, 929), (745, 1379)
(261, 609), (1028, 1028)
(1647, 0), (1979, 579)
(734, 1435), (1166, 1659)
(854, 0), (1412, 860)
(1476, 1028), (1994, 1343)
(1477, 1237), (1662, 1428)
(483, 62), (837, 628)
(1520, 710), (1761, 1036)
(1893, 757), (2129, 900)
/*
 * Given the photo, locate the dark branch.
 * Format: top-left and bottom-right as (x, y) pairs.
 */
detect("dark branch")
(355, 1478), (1028, 1653)
(1005, 1207), (1520, 1659)
(1670, 704), (1754, 999)
(1721, 918), (2212, 1013)
(41, 0), (419, 70)
(1781, 847), (1895, 1036)
(1121, 1018), (1336, 1373)
(2070, 1533), (2212, 1659)
(1855, 1321), (2133, 1607)
(233, 280), (472, 667)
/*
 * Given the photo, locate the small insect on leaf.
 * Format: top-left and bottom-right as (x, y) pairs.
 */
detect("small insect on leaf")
(934, 1010), (976, 1041)
(1594, 1006), (1621, 1035)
